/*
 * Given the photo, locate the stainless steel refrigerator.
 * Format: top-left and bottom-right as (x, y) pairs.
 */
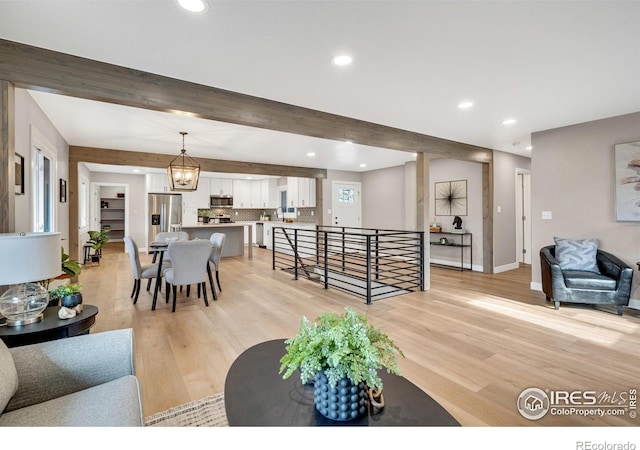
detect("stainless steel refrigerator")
(148, 193), (182, 247)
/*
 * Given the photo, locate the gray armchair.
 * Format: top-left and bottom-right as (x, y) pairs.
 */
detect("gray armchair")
(540, 245), (633, 316)
(0, 328), (143, 426)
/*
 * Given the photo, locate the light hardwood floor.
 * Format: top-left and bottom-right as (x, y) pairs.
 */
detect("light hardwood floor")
(82, 242), (640, 426)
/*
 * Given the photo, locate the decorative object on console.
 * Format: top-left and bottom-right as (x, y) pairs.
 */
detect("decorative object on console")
(453, 215), (463, 230)
(614, 140), (640, 221)
(435, 180), (467, 216)
(167, 131), (200, 192)
(279, 307), (404, 421)
(0, 232), (61, 326)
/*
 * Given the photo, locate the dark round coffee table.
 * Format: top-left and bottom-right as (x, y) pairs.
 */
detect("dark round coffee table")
(224, 338), (461, 426)
(0, 305), (98, 348)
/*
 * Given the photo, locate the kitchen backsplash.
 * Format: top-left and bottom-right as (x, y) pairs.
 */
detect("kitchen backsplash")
(207, 207), (317, 223)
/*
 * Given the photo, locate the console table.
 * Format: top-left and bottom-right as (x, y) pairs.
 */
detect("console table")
(224, 339), (460, 426)
(430, 231), (472, 271)
(0, 305), (98, 348)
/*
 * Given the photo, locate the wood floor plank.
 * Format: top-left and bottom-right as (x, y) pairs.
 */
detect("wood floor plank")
(81, 242), (640, 424)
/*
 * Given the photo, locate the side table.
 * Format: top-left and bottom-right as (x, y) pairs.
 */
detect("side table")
(0, 305), (99, 348)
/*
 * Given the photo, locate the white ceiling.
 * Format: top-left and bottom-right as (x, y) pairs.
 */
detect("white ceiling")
(2, 1), (640, 175)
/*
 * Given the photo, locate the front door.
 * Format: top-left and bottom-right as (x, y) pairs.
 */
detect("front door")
(331, 181), (361, 228)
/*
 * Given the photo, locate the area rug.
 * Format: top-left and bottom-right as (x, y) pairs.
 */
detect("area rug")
(144, 392), (229, 427)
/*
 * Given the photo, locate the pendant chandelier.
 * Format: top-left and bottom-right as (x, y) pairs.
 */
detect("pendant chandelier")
(167, 131), (200, 192)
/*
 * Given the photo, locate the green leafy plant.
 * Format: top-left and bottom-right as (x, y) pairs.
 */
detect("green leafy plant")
(88, 230), (110, 251)
(197, 209), (213, 217)
(279, 307), (404, 390)
(61, 247), (82, 278)
(49, 283), (83, 302)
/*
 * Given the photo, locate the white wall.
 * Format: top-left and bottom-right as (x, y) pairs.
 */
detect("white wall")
(14, 89), (69, 246)
(428, 158), (483, 271)
(361, 165), (405, 230)
(493, 150), (532, 270)
(531, 110), (640, 309)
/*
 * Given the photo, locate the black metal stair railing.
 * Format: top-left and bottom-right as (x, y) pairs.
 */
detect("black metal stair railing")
(272, 225), (424, 304)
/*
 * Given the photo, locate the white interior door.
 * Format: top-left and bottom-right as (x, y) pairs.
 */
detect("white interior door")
(332, 181), (361, 228)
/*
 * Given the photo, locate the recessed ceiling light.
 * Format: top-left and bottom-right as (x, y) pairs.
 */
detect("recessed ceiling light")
(458, 101), (474, 109)
(177, 0), (209, 13)
(359, 163), (367, 168)
(307, 152), (316, 157)
(246, 176), (253, 180)
(502, 118), (517, 125)
(526, 146), (533, 151)
(333, 55), (352, 66)
(345, 140), (353, 144)
(132, 169), (141, 173)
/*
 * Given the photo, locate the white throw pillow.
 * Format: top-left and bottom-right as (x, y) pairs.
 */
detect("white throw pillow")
(0, 339), (18, 414)
(554, 237), (600, 273)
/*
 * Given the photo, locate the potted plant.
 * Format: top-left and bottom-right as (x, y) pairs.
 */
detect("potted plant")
(279, 307), (404, 421)
(88, 230), (110, 261)
(198, 209), (213, 223)
(49, 283), (83, 309)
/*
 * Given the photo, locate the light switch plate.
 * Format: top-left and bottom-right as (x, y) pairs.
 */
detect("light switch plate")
(541, 211), (552, 220)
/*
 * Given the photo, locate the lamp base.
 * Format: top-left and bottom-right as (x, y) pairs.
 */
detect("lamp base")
(4, 313), (44, 327)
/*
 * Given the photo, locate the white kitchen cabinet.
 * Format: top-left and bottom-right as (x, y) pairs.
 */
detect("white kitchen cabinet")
(146, 173), (169, 193)
(233, 179), (262, 208)
(297, 177), (316, 207)
(182, 206), (199, 227)
(182, 176), (210, 208)
(210, 178), (233, 196)
(260, 178), (279, 208)
(286, 177), (299, 208)
(232, 180), (250, 208)
(286, 177), (315, 207)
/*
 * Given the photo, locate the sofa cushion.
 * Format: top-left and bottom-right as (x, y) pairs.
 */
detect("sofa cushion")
(554, 237), (600, 273)
(0, 339), (18, 415)
(0, 375), (142, 427)
(563, 270), (617, 291)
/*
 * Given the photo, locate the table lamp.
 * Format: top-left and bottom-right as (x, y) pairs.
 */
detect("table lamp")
(0, 232), (61, 326)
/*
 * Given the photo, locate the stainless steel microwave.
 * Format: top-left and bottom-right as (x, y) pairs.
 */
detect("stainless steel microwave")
(210, 195), (233, 208)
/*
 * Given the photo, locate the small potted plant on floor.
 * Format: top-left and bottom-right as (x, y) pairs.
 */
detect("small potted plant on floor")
(279, 307), (404, 421)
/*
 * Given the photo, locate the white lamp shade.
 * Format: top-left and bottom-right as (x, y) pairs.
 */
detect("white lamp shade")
(0, 232), (61, 285)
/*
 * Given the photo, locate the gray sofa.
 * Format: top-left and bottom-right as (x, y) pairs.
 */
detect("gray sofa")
(540, 245), (633, 316)
(0, 328), (143, 426)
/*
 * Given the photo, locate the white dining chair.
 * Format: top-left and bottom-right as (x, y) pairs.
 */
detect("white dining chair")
(124, 236), (169, 304)
(207, 233), (226, 300)
(163, 239), (212, 312)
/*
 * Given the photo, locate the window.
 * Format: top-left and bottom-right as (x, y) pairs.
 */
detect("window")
(32, 148), (54, 232)
(79, 178), (89, 229)
(338, 188), (354, 203)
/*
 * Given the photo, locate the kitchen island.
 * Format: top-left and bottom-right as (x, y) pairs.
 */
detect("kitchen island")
(178, 223), (253, 258)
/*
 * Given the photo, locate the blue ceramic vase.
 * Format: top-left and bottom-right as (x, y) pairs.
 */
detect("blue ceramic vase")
(313, 370), (368, 421)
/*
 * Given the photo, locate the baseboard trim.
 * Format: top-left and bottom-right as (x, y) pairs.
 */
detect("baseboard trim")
(531, 281), (542, 291)
(494, 262), (520, 274)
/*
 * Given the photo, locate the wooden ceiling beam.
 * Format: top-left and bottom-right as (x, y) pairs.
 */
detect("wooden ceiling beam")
(69, 146), (327, 179)
(0, 39), (492, 163)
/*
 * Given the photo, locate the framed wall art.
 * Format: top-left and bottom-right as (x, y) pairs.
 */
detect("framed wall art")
(60, 178), (67, 203)
(435, 179), (467, 216)
(614, 140), (640, 221)
(15, 153), (24, 195)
